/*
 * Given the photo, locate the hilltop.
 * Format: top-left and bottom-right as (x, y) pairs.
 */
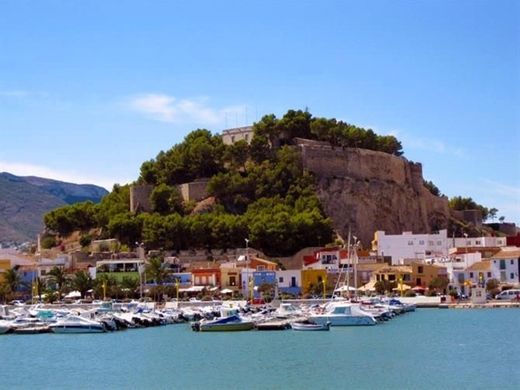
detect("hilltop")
(41, 109), (492, 256)
(0, 172), (108, 244)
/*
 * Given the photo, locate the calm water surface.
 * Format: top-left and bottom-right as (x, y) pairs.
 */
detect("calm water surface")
(1, 309), (519, 390)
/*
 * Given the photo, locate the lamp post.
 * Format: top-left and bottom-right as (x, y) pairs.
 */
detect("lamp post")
(245, 238), (250, 301)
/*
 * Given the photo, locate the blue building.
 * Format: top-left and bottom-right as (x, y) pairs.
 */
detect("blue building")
(252, 271), (276, 299)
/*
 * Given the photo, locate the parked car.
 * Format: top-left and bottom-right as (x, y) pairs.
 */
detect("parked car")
(495, 289), (520, 300)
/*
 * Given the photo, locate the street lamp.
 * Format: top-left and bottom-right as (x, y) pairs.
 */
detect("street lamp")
(245, 238), (250, 301)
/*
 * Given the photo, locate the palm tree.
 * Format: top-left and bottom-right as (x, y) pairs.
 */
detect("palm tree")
(34, 277), (45, 302)
(72, 271), (93, 298)
(48, 266), (68, 300)
(3, 266), (23, 300)
(121, 276), (139, 299)
(145, 257), (170, 302)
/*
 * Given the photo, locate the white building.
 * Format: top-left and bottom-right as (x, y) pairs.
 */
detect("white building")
(276, 270), (301, 295)
(221, 126), (254, 145)
(373, 230), (449, 265)
(302, 247), (351, 271)
(448, 236), (507, 249)
(490, 247), (520, 286)
(436, 252), (482, 293)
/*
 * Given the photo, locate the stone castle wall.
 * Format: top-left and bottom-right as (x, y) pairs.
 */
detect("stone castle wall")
(130, 184), (153, 213)
(294, 139), (450, 246)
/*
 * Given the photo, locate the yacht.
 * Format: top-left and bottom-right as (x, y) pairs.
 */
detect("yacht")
(192, 307), (254, 332)
(308, 302), (377, 326)
(0, 319), (12, 334)
(50, 315), (106, 334)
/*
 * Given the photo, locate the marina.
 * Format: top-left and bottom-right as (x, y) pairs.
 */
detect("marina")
(0, 308), (518, 389)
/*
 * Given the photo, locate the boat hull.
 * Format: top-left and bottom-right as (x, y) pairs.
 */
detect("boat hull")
(291, 322), (330, 331)
(199, 322), (254, 332)
(309, 315), (376, 326)
(50, 325), (106, 334)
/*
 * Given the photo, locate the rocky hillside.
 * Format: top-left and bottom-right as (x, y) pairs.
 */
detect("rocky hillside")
(0, 172), (108, 244)
(296, 139), (450, 246)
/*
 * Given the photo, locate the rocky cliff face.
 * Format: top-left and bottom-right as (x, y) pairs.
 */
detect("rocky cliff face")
(296, 139), (450, 246)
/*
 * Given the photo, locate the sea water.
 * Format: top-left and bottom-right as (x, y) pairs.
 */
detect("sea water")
(1, 309), (519, 390)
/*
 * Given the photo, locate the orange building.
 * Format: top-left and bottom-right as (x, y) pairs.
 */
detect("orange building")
(191, 267), (221, 287)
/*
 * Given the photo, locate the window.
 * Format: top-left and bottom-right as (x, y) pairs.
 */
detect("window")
(291, 276), (297, 287)
(257, 265), (265, 271)
(416, 278), (422, 286)
(437, 241), (442, 246)
(428, 241), (434, 246)
(245, 134), (249, 141)
(458, 274), (465, 283)
(418, 266), (424, 274)
(511, 273), (515, 280)
(408, 240), (413, 246)
(388, 274), (396, 281)
(500, 271), (506, 282)
(230, 276), (236, 286)
(511, 260), (515, 265)
(231, 135), (235, 143)
(279, 277), (284, 283)
(466, 241), (471, 246)
(500, 260), (506, 270)
(469, 272), (474, 278)
(403, 274), (411, 281)
(487, 272), (491, 278)
(419, 240), (425, 245)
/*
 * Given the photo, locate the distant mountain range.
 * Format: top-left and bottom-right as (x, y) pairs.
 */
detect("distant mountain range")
(0, 172), (108, 244)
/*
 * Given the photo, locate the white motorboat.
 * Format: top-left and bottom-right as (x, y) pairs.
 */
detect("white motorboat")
(192, 307), (254, 332)
(274, 303), (304, 319)
(50, 315), (106, 334)
(0, 320), (13, 334)
(291, 320), (331, 331)
(309, 302), (377, 326)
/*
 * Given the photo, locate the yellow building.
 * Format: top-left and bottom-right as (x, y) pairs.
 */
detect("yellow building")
(374, 265), (413, 284)
(220, 265), (242, 293)
(411, 262), (448, 288)
(301, 269), (327, 294)
(0, 259), (11, 282)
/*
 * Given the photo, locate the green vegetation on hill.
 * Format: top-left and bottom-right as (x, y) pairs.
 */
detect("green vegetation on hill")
(43, 109), (406, 256)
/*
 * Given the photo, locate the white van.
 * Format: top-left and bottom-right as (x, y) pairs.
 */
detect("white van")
(495, 289), (520, 300)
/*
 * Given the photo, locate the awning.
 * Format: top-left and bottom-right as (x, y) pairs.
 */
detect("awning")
(358, 281), (377, 292)
(179, 286), (206, 293)
(64, 291), (81, 299)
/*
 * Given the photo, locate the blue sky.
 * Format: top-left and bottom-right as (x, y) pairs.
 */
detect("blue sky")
(0, 0), (519, 223)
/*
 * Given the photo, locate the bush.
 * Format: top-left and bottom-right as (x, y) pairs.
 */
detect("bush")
(41, 235), (57, 249)
(79, 234), (92, 248)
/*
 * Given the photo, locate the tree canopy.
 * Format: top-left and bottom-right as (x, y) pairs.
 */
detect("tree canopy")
(43, 109), (408, 256)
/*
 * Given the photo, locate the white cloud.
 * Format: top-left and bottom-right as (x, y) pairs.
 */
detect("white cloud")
(0, 161), (130, 191)
(128, 93), (246, 126)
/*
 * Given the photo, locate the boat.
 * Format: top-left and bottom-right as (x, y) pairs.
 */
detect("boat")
(13, 325), (51, 334)
(192, 308), (254, 332)
(291, 320), (331, 331)
(0, 320), (12, 334)
(308, 302), (377, 326)
(49, 315), (106, 334)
